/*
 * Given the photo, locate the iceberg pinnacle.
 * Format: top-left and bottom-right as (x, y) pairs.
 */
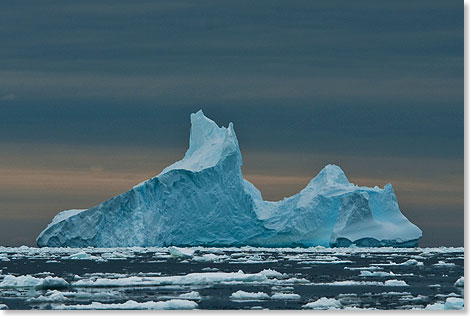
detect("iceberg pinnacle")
(310, 164), (350, 186)
(160, 109), (241, 175)
(37, 110), (422, 248)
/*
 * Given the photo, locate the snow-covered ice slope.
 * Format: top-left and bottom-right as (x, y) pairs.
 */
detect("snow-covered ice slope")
(37, 110), (422, 248)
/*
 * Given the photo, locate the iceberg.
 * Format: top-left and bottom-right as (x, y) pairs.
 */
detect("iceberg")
(37, 110), (422, 248)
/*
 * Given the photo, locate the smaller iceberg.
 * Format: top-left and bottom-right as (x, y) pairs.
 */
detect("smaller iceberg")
(37, 110), (422, 248)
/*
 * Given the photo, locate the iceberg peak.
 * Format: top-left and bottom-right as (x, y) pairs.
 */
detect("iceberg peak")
(309, 164), (350, 187)
(162, 110), (241, 174)
(188, 110), (226, 155)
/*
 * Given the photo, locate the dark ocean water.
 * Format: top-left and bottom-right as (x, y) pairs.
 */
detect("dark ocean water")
(0, 246), (464, 310)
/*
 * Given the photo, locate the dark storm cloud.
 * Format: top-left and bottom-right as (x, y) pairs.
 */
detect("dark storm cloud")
(0, 0), (462, 246)
(0, 0), (461, 103)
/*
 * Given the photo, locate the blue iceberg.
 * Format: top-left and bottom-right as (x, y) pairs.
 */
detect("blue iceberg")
(37, 110), (422, 247)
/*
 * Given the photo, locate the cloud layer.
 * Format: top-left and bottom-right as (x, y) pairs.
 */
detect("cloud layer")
(0, 0), (462, 246)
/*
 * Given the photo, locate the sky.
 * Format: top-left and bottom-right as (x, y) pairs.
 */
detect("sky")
(0, 0), (463, 247)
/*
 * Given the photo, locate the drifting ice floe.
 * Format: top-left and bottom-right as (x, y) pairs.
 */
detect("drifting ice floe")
(375, 259), (423, 266)
(425, 297), (464, 310)
(454, 276), (464, 287)
(230, 290), (270, 300)
(0, 275), (69, 289)
(37, 110), (422, 248)
(169, 247), (194, 258)
(270, 293), (301, 300)
(316, 280), (408, 286)
(230, 291), (300, 301)
(26, 289), (119, 304)
(359, 271), (397, 277)
(303, 297), (342, 310)
(72, 269), (286, 287)
(26, 290), (69, 303)
(178, 291), (201, 300)
(54, 299), (198, 310)
(432, 261), (456, 267)
(65, 252), (99, 260)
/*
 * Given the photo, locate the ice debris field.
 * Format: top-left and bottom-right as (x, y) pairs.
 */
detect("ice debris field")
(0, 246), (464, 310)
(37, 110), (421, 248)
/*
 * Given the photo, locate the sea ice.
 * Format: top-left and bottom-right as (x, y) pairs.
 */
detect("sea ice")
(0, 275), (69, 289)
(192, 254), (227, 262)
(54, 299), (198, 310)
(454, 276), (464, 287)
(345, 266), (383, 271)
(26, 290), (68, 303)
(303, 297), (342, 310)
(435, 292), (460, 298)
(178, 291), (201, 300)
(230, 290), (270, 300)
(100, 252), (128, 260)
(425, 297), (464, 310)
(169, 247), (194, 258)
(65, 252), (100, 260)
(72, 269), (285, 287)
(201, 267), (219, 272)
(376, 259), (423, 266)
(317, 280), (408, 286)
(359, 271), (396, 277)
(432, 261), (456, 267)
(36, 276), (70, 289)
(444, 297), (464, 310)
(303, 260), (352, 264)
(401, 259), (424, 266)
(383, 280), (409, 286)
(270, 293), (301, 300)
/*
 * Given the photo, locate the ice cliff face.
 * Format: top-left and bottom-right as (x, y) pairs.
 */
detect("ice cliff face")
(37, 110), (422, 248)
